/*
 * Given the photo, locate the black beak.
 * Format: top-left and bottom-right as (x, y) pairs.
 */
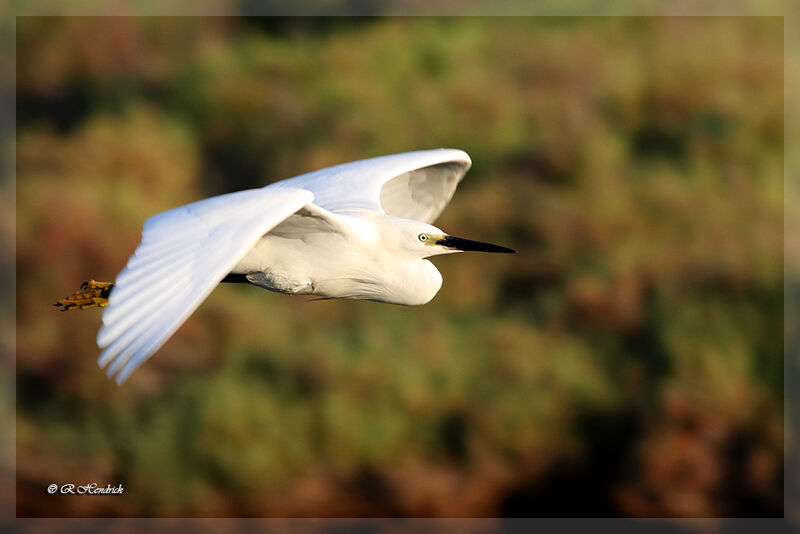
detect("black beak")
(436, 235), (516, 254)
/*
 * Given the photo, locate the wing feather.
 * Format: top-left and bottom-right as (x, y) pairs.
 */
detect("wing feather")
(97, 186), (314, 384)
(277, 148), (471, 223)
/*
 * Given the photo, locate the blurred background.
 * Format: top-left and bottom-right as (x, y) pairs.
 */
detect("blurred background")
(15, 16), (783, 518)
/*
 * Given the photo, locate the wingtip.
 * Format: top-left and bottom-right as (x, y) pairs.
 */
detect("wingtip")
(433, 147), (471, 167)
(104, 362), (115, 380)
(97, 353), (127, 385)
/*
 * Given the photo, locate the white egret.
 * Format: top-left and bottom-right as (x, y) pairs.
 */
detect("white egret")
(55, 149), (514, 384)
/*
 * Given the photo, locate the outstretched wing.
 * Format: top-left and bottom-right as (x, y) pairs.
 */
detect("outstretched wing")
(277, 148), (471, 223)
(97, 186), (314, 384)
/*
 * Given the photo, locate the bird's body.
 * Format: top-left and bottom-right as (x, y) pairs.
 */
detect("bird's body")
(232, 211), (444, 305)
(57, 149), (513, 383)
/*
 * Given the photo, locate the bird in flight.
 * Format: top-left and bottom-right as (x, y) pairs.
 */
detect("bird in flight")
(55, 149), (514, 384)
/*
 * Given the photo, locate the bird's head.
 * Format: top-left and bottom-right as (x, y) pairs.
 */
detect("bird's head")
(387, 218), (515, 259)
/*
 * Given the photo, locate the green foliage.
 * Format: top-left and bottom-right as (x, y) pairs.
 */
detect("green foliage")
(16, 16), (782, 517)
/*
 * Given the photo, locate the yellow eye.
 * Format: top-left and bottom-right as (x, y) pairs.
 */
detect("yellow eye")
(418, 234), (429, 242)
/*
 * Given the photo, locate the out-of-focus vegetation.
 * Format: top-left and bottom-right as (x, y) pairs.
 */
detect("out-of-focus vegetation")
(16, 16), (783, 517)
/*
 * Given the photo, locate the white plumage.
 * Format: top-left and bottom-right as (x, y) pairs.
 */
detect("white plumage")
(97, 149), (513, 384)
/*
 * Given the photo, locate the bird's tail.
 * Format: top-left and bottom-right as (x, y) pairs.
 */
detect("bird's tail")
(54, 280), (114, 311)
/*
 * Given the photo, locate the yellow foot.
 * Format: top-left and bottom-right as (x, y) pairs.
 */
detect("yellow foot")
(54, 280), (115, 311)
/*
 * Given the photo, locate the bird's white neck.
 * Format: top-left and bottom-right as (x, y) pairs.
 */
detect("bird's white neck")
(384, 259), (442, 306)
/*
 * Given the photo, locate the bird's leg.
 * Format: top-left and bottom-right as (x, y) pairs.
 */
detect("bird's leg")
(54, 280), (115, 311)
